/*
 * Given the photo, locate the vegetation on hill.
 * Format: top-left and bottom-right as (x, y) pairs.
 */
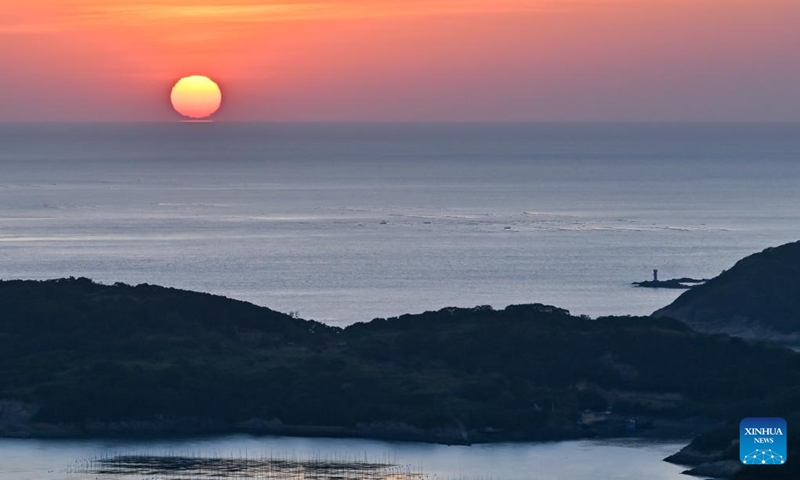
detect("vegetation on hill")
(654, 241), (800, 342)
(2, 278), (799, 447)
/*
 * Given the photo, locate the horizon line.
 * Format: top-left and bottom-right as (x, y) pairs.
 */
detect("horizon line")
(3, 120), (800, 126)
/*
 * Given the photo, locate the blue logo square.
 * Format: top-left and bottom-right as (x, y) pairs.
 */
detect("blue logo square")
(740, 418), (787, 465)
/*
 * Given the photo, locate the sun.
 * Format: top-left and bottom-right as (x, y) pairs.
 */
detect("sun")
(170, 75), (222, 120)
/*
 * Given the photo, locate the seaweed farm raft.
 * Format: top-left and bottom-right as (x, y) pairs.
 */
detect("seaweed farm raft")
(67, 451), (429, 480)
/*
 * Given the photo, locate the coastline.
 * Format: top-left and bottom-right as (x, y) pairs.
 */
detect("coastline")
(0, 403), (712, 449)
(0, 398), (722, 475)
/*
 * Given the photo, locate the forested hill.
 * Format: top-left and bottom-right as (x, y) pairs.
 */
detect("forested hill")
(0, 277), (336, 344)
(1, 278), (799, 450)
(654, 240), (800, 342)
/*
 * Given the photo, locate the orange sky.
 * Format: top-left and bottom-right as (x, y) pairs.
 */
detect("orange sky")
(2, 0), (799, 121)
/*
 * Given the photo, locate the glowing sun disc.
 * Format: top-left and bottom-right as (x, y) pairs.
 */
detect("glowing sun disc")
(170, 75), (222, 119)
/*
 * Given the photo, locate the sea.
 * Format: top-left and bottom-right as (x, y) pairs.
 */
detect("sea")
(1, 123), (799, 325)
(1, 122), (799, 478)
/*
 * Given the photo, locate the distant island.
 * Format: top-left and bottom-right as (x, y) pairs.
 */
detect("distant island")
(633, 269), (708, 289)
(633, 278), (708, 289)
(3, 241), (800, 479)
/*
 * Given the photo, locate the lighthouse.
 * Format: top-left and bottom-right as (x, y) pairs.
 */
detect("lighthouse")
(653, 269), (659, 282)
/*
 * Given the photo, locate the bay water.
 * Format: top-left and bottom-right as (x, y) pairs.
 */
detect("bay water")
(0, 435), (690, 480)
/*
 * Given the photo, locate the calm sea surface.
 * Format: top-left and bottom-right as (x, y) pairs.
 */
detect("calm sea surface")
(1, 123), (799, 324)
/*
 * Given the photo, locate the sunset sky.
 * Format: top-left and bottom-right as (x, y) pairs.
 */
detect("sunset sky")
(2, 0), (799, 122)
